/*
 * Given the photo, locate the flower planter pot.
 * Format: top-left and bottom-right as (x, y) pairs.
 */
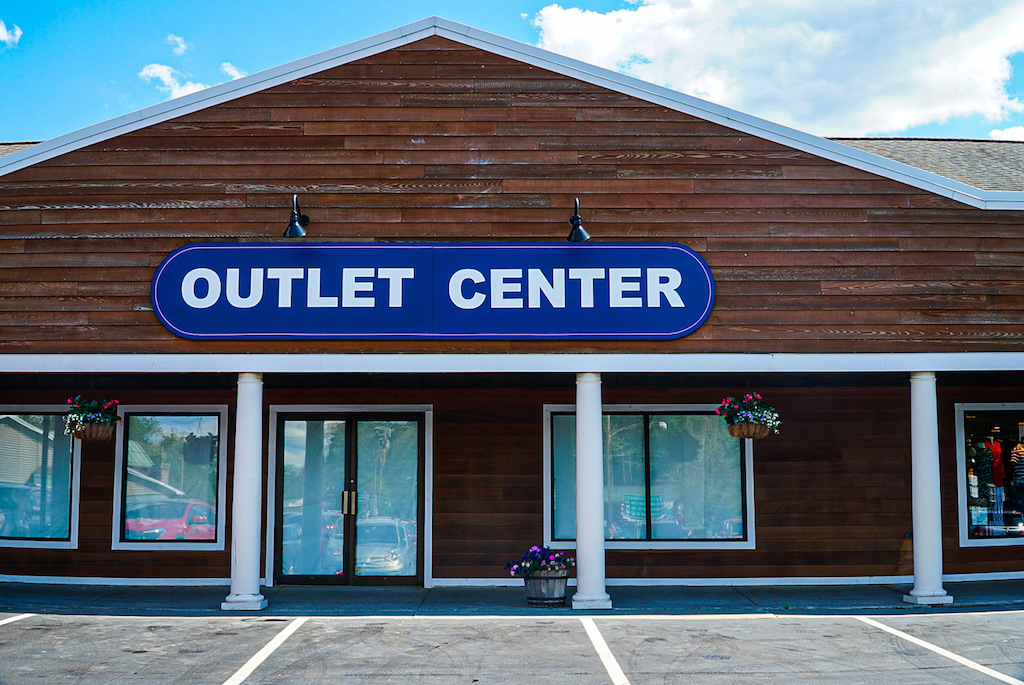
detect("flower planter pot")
(727, 422), (771, 439)
(73, 422), (115, 442)
(523, 571), (568, 607)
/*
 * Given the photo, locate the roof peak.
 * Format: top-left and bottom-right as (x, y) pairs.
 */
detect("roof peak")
(0, 17), (1022, 209)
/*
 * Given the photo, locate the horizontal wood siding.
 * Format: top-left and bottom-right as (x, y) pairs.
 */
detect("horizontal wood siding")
(5, 375), (1019, 580)
(1, 386), (236, 579)
(2, 36), (1023, 353)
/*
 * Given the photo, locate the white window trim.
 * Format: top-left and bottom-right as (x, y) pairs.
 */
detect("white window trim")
(264, 405), (434, 588)
(543, 403), (756, 551)
(111, 405), (229, 551)
(0, 405), (81, 550)
(955, 402), (1024, 547)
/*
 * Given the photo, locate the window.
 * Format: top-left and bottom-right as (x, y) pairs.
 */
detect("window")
(956, 403), (1024, 547)
(112, 406), (227, 550)
(545, 404), (754, 550)
(0, 407), (80, 549)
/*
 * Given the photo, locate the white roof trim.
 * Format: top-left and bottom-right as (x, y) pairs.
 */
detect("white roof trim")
(1, 16), (1021, 211)
(2, 352), (1023, 374)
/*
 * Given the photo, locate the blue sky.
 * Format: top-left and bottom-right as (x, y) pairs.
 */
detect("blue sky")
(2, 1), (1024, 142)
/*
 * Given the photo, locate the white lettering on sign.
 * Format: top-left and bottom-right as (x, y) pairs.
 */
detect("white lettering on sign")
(307, 268), (338, 308)
(449, 268), (486, 310)
(177, 265), (686, 313)
(378, 268), (415, 307)
(342, 267), (375, 308)
(568, 268), (605, 309)
(267, 267), (304, 308)
(445, 267), (685, 311)
(226, 268), (264, 308)
(609, 268), (642, 308)
(181, 268), (221, 309)
(528, 268), (565, 309)
(179, 267), (418, 310)
(647, 268), (684, 307)
(491, 269), (523, 309)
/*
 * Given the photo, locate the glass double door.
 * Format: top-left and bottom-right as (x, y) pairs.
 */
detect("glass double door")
(276, 414), (422, 584)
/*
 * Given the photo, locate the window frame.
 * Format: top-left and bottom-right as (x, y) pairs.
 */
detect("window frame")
(111, 405), (229, 551)
(0, 405), (82, 549)
(264, 404), (434, 588)
(955, 402), (1024, 548)
(543, 403), (756, 551)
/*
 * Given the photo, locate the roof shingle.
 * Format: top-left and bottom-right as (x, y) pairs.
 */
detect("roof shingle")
(831, 138), (1024, 193)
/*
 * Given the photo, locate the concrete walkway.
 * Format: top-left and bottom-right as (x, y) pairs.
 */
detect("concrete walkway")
(2, 579), (1024, 616)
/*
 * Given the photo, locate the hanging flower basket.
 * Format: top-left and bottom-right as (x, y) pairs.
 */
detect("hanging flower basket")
(64, 395), (121, 441)
(716, 392), (780, 439)
(73, 422), (115, 442)
(727, 422), (772, 439)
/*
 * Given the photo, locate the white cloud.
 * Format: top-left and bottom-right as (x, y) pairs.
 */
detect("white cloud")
(534, 0), (1024, 136)
(166, 33), (189, 55)
(0, 19), (23, 48)
(990, 125), (1024, 140)
(139, 63), (208, 99)
(221, 62), (246, 80)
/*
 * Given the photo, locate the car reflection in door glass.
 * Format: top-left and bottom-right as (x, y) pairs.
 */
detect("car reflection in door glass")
(354, 517), (415, 576)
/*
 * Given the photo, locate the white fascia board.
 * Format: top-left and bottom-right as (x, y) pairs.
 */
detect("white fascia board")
(1, 352), (1024, 375)
(2, 17), (1023, 210)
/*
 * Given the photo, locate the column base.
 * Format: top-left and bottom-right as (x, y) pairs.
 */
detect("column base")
(903, 592), (953, 605)
(572, 592), (613, 610)
(221, 594), (268, 611)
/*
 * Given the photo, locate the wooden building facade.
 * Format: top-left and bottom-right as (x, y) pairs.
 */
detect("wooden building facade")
(2, 18), (1024, 608)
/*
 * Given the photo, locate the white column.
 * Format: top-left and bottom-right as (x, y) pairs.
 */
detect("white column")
(904, 371), (953, 604)
(222, 372), (269, 611)
(572, 372), (612, 610)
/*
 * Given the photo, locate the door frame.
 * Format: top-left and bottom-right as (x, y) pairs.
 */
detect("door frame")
(265, 404), (433, 587)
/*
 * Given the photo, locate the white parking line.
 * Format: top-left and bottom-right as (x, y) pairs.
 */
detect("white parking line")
(0, 613), (35, 627)
(221, 617), (308, 685)
(580, 617), (631, 685)
(857, 616), (1024, 685)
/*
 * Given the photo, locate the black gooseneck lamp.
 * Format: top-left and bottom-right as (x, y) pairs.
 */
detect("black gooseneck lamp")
(567, 197), (590, 242)
(284, 194), (310, 238)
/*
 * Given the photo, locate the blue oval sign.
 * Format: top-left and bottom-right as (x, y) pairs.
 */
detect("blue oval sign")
(152, 242), (714, 340)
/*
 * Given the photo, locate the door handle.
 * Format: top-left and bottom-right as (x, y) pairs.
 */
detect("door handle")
(342, 491), (357, 516)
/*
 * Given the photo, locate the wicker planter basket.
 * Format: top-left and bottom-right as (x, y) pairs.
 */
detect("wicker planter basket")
(727, 422), (771, 439)
(72, 422), (115, 442)
(523, 571), (569, 607)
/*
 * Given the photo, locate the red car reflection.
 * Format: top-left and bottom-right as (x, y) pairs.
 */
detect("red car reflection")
(124, 499), (216, 540)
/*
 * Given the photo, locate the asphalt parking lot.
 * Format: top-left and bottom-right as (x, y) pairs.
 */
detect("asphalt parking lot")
(3, 609), (1024, 684)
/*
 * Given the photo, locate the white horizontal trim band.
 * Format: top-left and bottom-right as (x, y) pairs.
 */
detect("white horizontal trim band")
(0, 575), (234, 586)
(433, 571), (1024, 586)
(3, 571), (1021, 587)
(2, 352), (1024, 375)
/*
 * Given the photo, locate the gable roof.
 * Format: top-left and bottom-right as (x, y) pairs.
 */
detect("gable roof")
(832, 138), (1024, 193)
(0, 142), (40, 159)
(1, 16), (1022, 211)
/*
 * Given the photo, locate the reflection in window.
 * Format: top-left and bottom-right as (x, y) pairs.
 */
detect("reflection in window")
(121, 414), (220, 542)
(552, 412), (746, 542)
(280, 420), (346, 576)
(0, 414), (74, 540)
(962, 409), (1024, 540)
(354, 420), (419, 576)
(278, 418), (419, 578)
